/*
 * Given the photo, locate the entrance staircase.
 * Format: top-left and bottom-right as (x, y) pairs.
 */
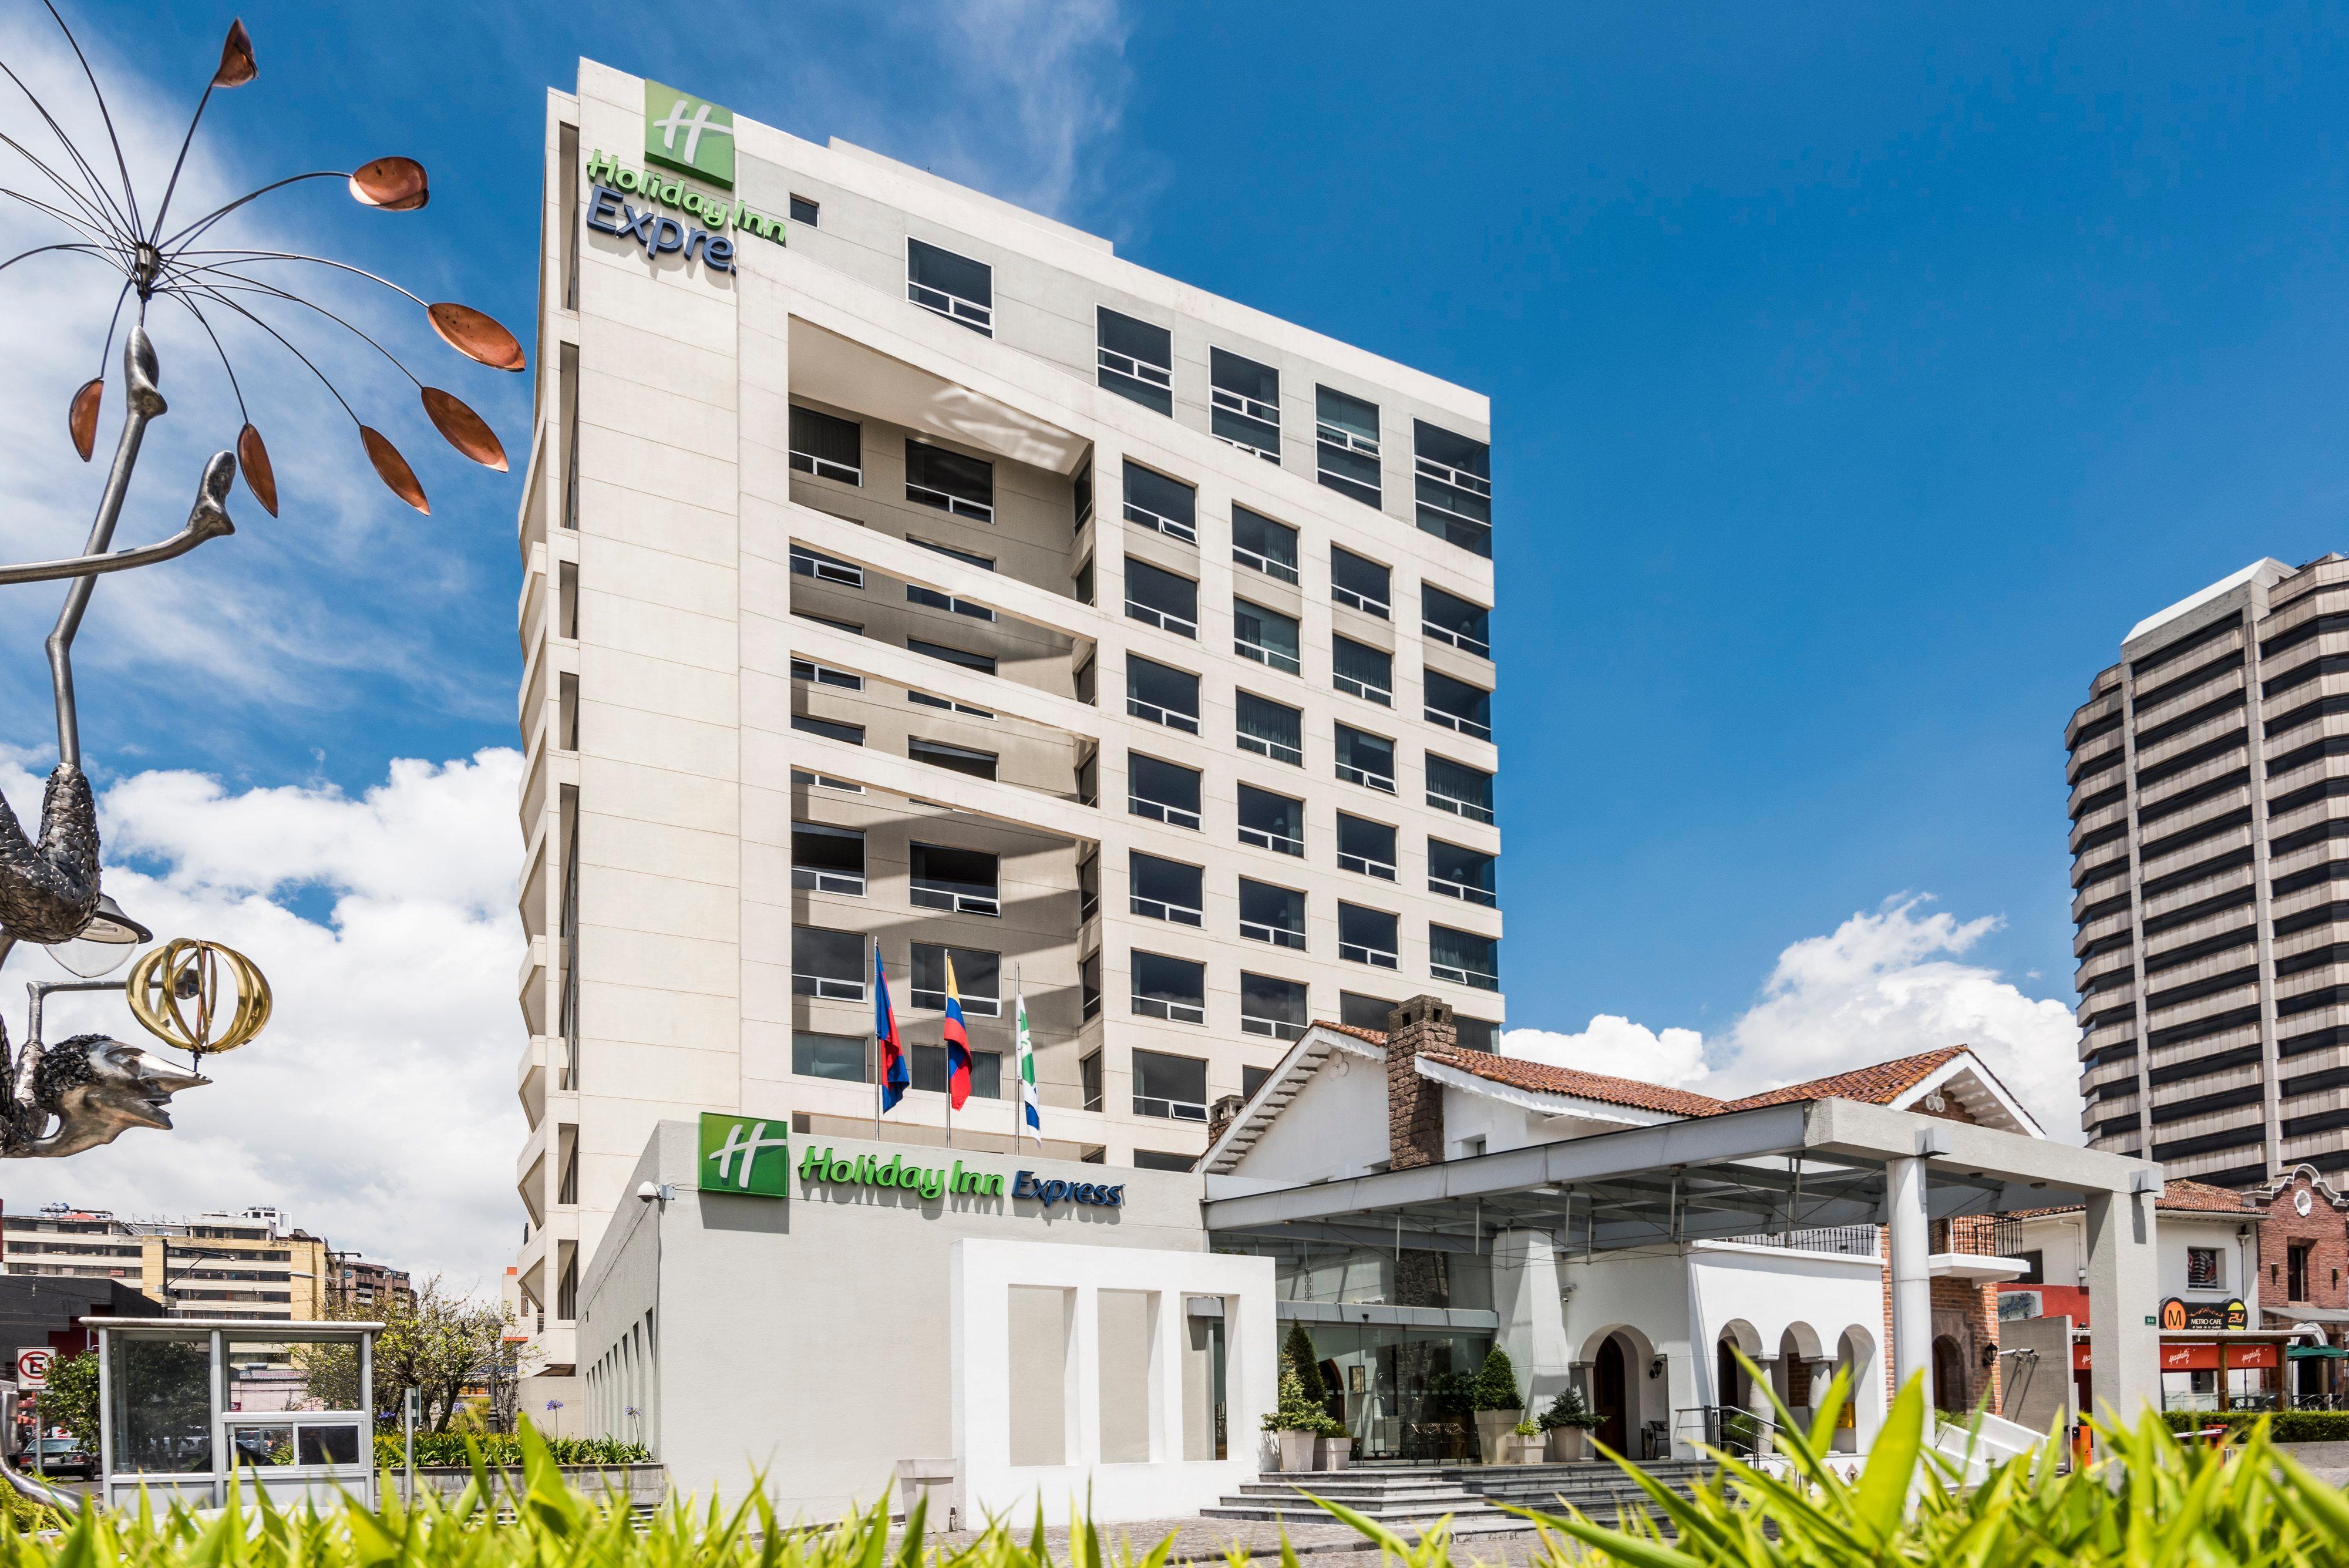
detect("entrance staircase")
(1202, 1461), (1712, 1542)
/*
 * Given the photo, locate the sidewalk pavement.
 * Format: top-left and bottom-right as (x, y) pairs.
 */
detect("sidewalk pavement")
(926, 1516), (1556, 1565)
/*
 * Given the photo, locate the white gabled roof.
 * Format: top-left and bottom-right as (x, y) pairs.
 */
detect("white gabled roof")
(1200, 1024), (1384, 1175)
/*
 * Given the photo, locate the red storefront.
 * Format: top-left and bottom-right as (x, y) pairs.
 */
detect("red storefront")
(2068, 1333), (2290, 1413)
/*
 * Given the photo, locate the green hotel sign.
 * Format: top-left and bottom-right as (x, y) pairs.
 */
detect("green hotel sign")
(645, 80), (735, 187)
(699, 1113), (789, 1196)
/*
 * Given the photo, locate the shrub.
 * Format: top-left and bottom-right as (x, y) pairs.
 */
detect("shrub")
(1539, 1386), (1601, 1431)
(1281, 1323), (1325, 1407)
(2159, 1408), (2349, 1443)
(1261, 1368), (1333, 1435)
(1469, 1345), (1521, 1412)
(371, 1432), (651, 1468)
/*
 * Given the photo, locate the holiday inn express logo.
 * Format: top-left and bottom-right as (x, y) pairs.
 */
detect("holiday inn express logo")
(645, 80), (734, 187)
(699, 1112), (788, 1196)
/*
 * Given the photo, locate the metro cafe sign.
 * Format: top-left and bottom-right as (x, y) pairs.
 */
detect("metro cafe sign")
(584, 82), (788, 274)
(698, 1113), (1126, 1209)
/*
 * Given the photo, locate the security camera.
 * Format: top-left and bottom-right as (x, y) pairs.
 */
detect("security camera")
(637, 1181), (659, 1203)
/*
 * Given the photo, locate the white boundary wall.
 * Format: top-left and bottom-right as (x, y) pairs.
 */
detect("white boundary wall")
(950, 1240), (1274, 1523)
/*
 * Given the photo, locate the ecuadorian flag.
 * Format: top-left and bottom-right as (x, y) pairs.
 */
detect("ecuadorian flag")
(942, 953), (974, 1110)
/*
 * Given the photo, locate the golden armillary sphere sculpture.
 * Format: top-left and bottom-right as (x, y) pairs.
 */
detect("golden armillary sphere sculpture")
(0, 5), (526, 1160)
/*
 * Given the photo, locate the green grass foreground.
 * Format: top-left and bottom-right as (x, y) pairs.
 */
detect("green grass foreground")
(4, 1378), (2349, 1567)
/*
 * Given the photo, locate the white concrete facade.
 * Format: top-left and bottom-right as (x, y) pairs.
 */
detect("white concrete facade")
(516, 63), (1506, 1368)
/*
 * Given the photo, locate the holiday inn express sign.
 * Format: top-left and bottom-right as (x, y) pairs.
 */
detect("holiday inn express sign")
(583, 81), (786, 272)
(695, 1115), (1125, 1210)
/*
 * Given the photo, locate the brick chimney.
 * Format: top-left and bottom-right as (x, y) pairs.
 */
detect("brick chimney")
(1206, 1093), (1247, 1148)
(1385, 994), (1456, 1169)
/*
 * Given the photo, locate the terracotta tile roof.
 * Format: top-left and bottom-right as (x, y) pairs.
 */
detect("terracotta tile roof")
(1712, 1048), (1970, 1112)
(2153, 1180), (2260, 1213)
(1311, 1020), (1389, 1045)
(1419, 1049), (1730, 1118)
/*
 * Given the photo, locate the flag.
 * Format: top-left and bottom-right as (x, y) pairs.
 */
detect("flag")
(876, 947), (908, 1112)
(942, 953), (973, 1111)
(1015, 988), (1041, 1135)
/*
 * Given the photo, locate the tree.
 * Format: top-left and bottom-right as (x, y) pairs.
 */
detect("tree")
(327, 1274), (535, 1432)
(1470, 1344), (1522, 1412)
(1283, 1323), (1325, 1406)
(33, 1351), (97, 1450)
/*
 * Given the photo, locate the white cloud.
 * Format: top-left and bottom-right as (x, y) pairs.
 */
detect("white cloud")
(2, 748), (525, 1291)
(1505, 897), (2084, 1139)
(1504, 1015), (1712, 1090)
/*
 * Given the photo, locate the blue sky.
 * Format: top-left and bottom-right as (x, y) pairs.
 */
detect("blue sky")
(5, 2), (2343, 1266)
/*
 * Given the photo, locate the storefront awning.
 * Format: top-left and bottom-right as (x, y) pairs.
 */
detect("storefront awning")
(2288, 1345), (2349, 1360)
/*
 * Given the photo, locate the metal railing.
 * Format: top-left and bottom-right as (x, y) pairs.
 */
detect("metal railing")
(1427, 706), (1492, 741)
(913, 987), (1001, 1018)
(1132, 997), (1207, 1027)
(1100, 345), (1173, 392)
(792, 867), (866, 897)
(1427, 786), (1492, 823)
(911, 882), (999, 917)
(1339, 851), (1397, 881)
(1429, 874), (1496, 906)
(1240, 920), (1306, 950)
(906, 481), (994, 523)
(790, 448), (863, 486)
(1677, 1407), (1778, 1462)
(1233, 542), (1297, 583)
(1724, 1226), (1880, 1257)
(1128, 696), (1200, 734)
(1334, 584), (1390, 618)
(1335, 672), (1392, 706)
(790, 546), (864, 587)
(1130, 794), (1203, 832)
(793, 973), (865, 1002)
(1423, 618), (1491, 659)
(1128, 598), (1199, 638)
(1340, 762), (1397, 795)
(1341, 941), (1400, 970)
(1132, 894), (1204, 927)
(1243, 1014), (1307, 1042)
(1236, 637), (1300, 675)
(1133, 1092), (1209, 1121)
(1123, 500), (1196, 543)
(1431, 960), (1497, 990)
(910, 280), (992, 335)
(1237, 732), (1304, 768)
(1239, 822), (1304, 856)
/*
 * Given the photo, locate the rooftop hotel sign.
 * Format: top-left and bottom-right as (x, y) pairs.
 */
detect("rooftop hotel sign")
(644, 81), (735, 186)
(700, 1113), (790, 1196)
(583, 82), (785, 274)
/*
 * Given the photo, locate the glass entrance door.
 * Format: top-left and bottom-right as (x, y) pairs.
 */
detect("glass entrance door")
(1304, 1322), (1490, 1461)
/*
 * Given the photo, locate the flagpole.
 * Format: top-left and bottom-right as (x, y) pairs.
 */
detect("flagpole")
(1014, 964), (1024, 1155)
(871, 937), (881, 1142)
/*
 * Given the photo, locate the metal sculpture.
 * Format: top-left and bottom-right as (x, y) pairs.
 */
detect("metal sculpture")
(0, 6), (523, 1164)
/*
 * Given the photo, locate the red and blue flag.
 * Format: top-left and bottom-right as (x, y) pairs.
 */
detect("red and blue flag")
(876, 947), (909, 1111)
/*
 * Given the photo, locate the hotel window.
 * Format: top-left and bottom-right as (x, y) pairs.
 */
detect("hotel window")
(1074, 654), (1096, 705)
(1422, 584), (1491, 658)
(1231, 504), (1298, 584)
(1338, 904), (1399, 970)
(790, 543), (863, 587)
(908, 737), (997, 780)
(1341, 991), (1397, 1032)
(1334, 636), (1393, 706)
(910, 843), (1000, 917)
(1315, 386), (1382, 507)
(1081, 953), (1103, 1026)
(1126, 656), (1200, 733)
(2186, 1246), (2223, 1290)
(906, 640), (997, 715)
(792, 714), (865, 746)
(788, 406), (863, 485)
(2289, 1241), (2312, 1301)
(1076, 750), (1098, 805)
(1236, 691), (1303, 767)
(789, 194), (820, 226)
(1330, 546), (1391, 618)
(1241, 972), (1309, 1042)
(789, 657), (863, 692)
(1429, 839), (1497, 907)
(1131, 955), (1207, 1028)
(1128, 753), (1203, 832)
(1244, 1065), (1273, 1098)
(912, 943), (1002, 1017)
(1237, 783), (1304, 856)
(791, 925), (866, 1001)
(1210, 348), (1280, 460)
(1455, 1016), (1499, 1053)
(1098, 307), (1173, 415)
(905, 440), (994, 522)
(1125, 560), (1199, 639)
(1425, 670), (1492, 741)
(1080, 1040), (1103, 1103)
(1334, 724), (1396, 794)
(1337, 813), (1398, 881)
(790, 822), (866, 896)
(1130, 852), (1204, 927)
(1123, 462), (1197, 543)
(793, 1031), (867, 1082)
(1074, 456), (1093, 531)
(1234, 599), (1300, 675)
(914, 1045), (1001, 1099)
(1426, 754), (1493, 822)
(1132, 1045), (1209, 1117)
(1134, 1150), (1196, 1172)
(907, 539), (996, 621)
(1239, 879), (1307, 950)
(1414, 419), (1492, 557)
(907, 237), (992, 335)
(1431, 924), (1499, 991)
(1078, 852), (1099, 923)
(1075, 557), (1095, 608)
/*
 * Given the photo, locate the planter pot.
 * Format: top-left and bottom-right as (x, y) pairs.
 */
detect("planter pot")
(1317, 1436), (1352, 1471)
(1513, 1435), (1544, 1463)
(1474, 1410), (1522, 1464)
(1546, 1426), (1591, 1463)
(1277, 1431), (1318, 1473)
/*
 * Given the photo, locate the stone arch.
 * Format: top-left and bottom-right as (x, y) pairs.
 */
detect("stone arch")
(1831, 1324), (1883, 1455)
(1574, 1324), (1661, 1459)
(1714, 1318), (1765, 1412)
(1776, 1320), (1828, 1410)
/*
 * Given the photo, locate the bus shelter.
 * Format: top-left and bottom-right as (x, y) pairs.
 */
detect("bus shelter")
(82, 1316), (381, 1510)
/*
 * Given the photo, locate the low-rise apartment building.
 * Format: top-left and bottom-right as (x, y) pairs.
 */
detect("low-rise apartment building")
(1, 1204), (331, 1322)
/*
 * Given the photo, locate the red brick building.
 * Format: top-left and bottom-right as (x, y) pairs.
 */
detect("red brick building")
(2253, 1166), (2349, 1404)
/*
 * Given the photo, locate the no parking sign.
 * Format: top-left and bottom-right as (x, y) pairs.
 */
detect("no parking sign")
(14, 1349), (51, 1391)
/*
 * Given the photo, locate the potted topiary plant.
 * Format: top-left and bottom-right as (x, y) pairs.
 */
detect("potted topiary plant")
(1513, 1416), (1543, 1463)
(1317, 1409), (1352, 1471)
(1469, 1345), (1524, 1463)
(1540, 1385), (1603, 1461)
(1262, 1369), (1323, 1472)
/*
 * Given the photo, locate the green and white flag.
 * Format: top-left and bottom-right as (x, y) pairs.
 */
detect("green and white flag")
(1016, 990), (1041, 1136)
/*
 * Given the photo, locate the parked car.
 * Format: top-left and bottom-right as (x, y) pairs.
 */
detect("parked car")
(31, 1436), (92, 1479)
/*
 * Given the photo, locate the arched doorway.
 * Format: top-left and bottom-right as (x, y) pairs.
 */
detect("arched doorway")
(1593, 1336), (1627, 1456)
(1932, 1335), (1967, 1414)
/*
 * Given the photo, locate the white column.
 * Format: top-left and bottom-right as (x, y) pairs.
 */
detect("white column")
(1490, 1229), (1572, 1409)
(2085, 1178), (2162, 1420)
(1747, 1354), (1781, 1421)
(1809, 1357), (1840, 1408)
(1886, 1154), (1934, 1410)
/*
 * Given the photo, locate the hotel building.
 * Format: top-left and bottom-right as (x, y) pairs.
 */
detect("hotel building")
(513, 63), (1505, 1371)
(2067, 556), (2349, 1189)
